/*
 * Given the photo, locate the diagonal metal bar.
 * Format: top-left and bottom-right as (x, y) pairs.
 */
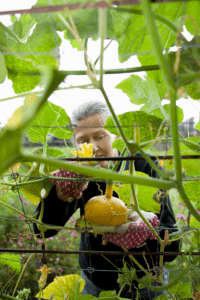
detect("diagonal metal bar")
(0, 0), (196, 16)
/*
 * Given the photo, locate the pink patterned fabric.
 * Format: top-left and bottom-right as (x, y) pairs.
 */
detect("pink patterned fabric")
(104, 215), (159, 249)
(50, 168), (88, 201)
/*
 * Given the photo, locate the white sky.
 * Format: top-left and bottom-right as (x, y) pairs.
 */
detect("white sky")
(1, 0), (200, 127)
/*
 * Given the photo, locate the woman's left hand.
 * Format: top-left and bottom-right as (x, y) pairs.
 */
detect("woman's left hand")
(104, 211), (159, 249)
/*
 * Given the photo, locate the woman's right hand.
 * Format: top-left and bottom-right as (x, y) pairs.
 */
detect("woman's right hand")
(50, 168), (89, 202)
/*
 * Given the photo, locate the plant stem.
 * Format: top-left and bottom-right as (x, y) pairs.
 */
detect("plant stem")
(0, 198), (75, 232)
(159, 243), (165, 281)
(100, 86), (131, 152)
(99, 8), (106, 85)
(22, 153), (176, 190)
(129, 153), (139, 210)
(118, 149), (129, 173)
(117, 283), (126, 297)
(0, 66), (160, 93)
(111, 146), (127, 172)
(129, 141), (169, 180)
(141, 0), (182, 186)
(39, 137), (47, 177)
(178, 185), (200, 222)
(12, 254), (34, 297)
(136, 210), (163, 245)
(136, 255), (200, 292)
(94, 39), (113, 66)
(21, 162), (38, 183)
(123, 248), (155, 279)
(1, 294), (19, 300)
(0, 178), (46, 187)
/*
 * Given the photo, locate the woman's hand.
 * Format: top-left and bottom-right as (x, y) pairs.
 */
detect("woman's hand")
(50, 168), (89, 202)
(104, 211), (159, 249)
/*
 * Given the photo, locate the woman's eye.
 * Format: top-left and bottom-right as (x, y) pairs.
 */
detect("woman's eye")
(97, 136), (104, 140)
(78, 140), (87, 144)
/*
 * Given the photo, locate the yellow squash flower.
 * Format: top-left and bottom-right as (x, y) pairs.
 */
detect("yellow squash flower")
(71, 143), (95, 165)
(37, 264), (52, 289)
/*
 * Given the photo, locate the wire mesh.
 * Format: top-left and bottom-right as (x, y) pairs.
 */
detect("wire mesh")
(0, 0), (200, 297)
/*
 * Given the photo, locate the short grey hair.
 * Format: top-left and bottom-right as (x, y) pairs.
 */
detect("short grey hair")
(71, 100), (111, 125)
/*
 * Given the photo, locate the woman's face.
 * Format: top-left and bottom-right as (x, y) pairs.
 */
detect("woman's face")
(74, 114), (118, 168)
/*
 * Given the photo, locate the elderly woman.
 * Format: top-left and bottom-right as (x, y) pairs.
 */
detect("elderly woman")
(33, 101), (179, 299)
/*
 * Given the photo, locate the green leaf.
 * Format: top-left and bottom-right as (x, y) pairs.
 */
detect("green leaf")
(138, 274), (156, 289)
(196, 119), (200, 132)
(184, 1), (200, 36)
(0, 254), (21, 274)
(104, 111), (164, 145)
(154, 294), (168, 300)
(113, 171), (160, 213)
(190, 216), (200, 229)
(167, 137), (200, 176)
(116, 75), (167, 117)
(111, 3), (183, 63)
(20, 178), (53, 205)
(170, 282), (192, 299)
(35, 274), (85, 300)
(70, 39), (84, 51)
(183, 181), (200, 205)
(75, 295), (97, 300)
(153, 104), (184, 124)
(185, 81), (200, 100)
(26, 101), (72, 143)
(117, 263), (137, 289)
(0, 68), (66, 176)
(98, 291), (116, 297)
(112, 139), (125, 152)
(0, 50), (7, 83)
(5, 21), (61, 93)
(35, 147), (66, 158)
(190, 216), (200, 245)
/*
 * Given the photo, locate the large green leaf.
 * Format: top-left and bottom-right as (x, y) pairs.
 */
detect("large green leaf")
(0, 254), (21, 274)
(35, 274), (85, 300)
(170, 282), (192, 299)
(104, 111), (164, 146)
(5, 21), (61, 93)
(153, 104), (184, 124)
(9, 14), (36, 42)
(116, 75), (167, 117)
(26, 101), (72, 143)
(0, 23), (7, 83)
(0, 68), (66, 176)
(113, 171), (160, 213)
(182, 181), (200, 205)
(20, 178), (53, 205)
(111, 3), (183, 64)
(184, 1), (200, 36)
(0, 50), (7, 83)
(33, 0), (114, 38)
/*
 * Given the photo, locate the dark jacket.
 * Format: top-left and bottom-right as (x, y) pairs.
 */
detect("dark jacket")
(33, 153), (179, 292)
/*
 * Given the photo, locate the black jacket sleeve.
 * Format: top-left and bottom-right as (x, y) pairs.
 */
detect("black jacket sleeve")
(33, 185), (80, 238)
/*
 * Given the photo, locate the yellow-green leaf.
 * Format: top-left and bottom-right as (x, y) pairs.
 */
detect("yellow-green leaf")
(35, 274), (85, 300)
(113, 171), (160, 213)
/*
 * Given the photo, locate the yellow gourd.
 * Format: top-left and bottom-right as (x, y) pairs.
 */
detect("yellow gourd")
(84, 182), (128, 226)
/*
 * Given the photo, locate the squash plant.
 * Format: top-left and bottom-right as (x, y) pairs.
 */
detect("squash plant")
(0, 0), (200, 298)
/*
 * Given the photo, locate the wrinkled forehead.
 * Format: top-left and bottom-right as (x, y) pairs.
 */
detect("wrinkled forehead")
(74, 114), (107, 133)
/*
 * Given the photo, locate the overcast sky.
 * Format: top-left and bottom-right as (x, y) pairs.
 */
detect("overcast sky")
(1, 0), (200, 127)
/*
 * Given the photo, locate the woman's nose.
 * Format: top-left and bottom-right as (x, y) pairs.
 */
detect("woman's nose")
(92, 141), (99, 154)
